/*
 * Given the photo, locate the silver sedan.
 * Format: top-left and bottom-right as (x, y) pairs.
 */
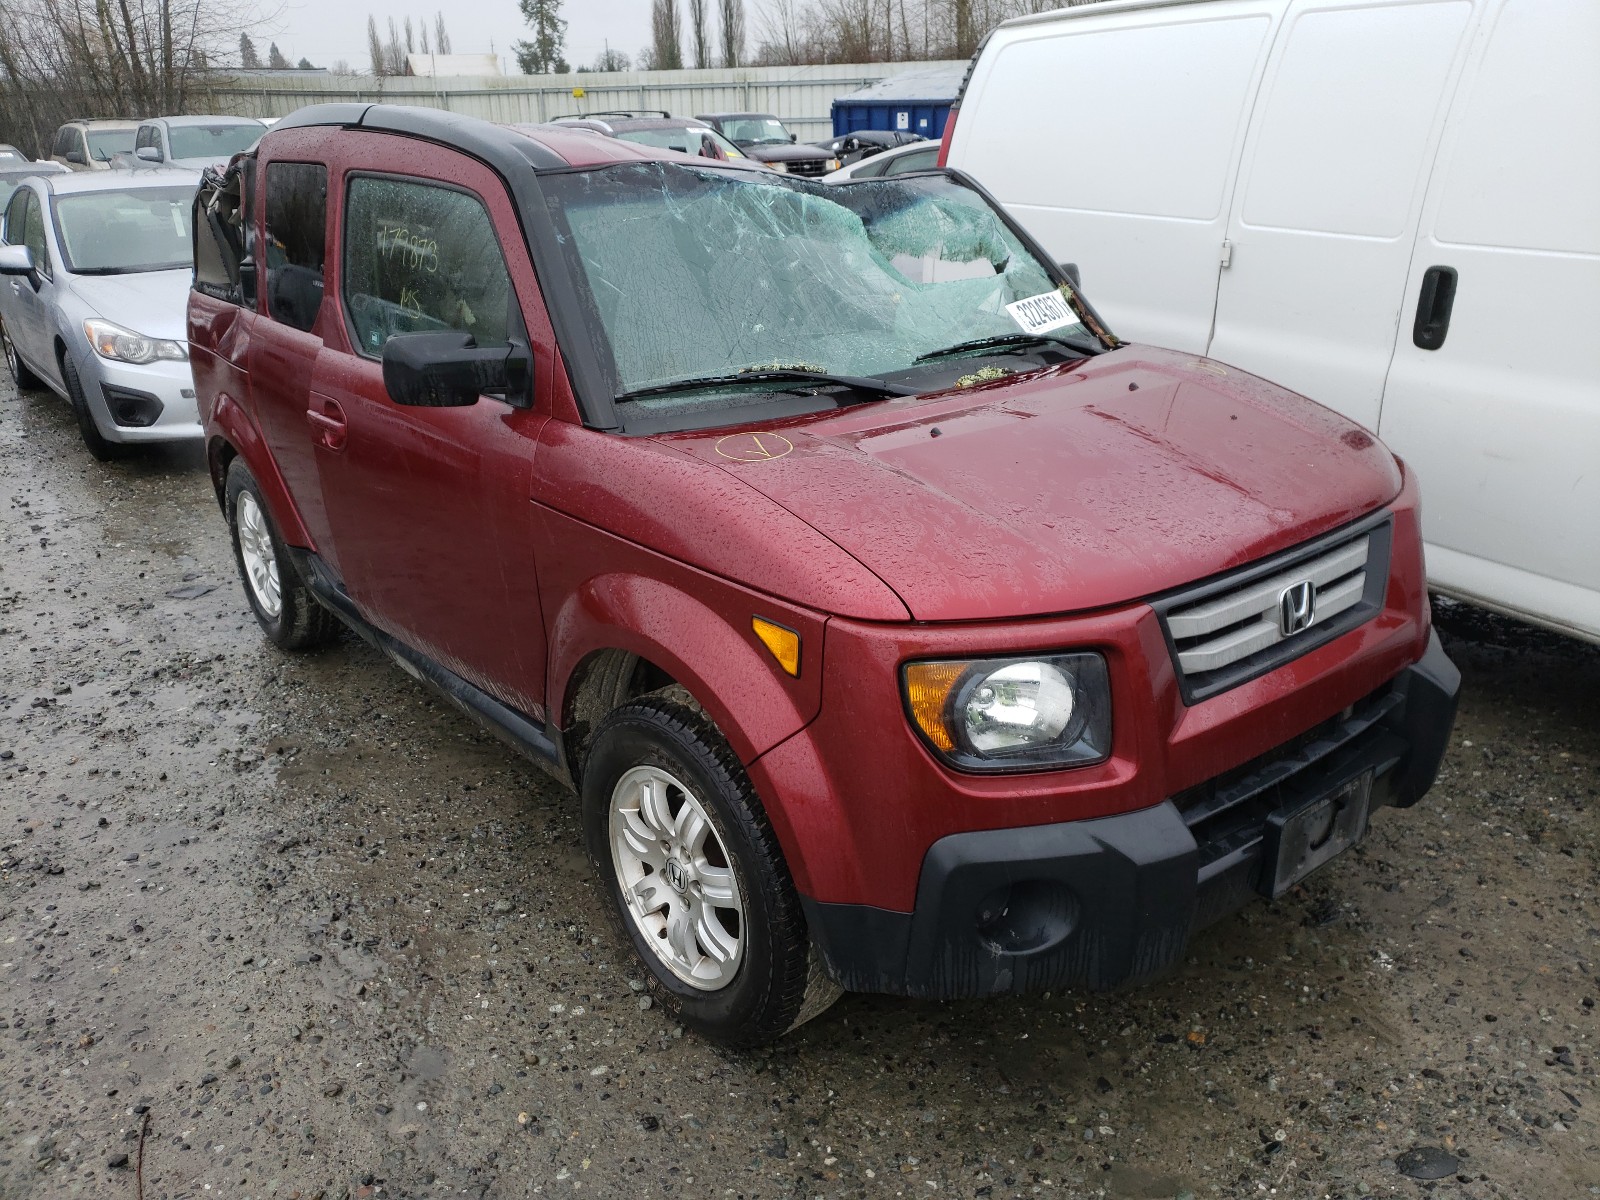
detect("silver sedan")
(0, 168), (201, 459)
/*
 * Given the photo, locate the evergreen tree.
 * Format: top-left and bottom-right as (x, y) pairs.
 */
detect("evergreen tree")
(267, 42), (290, 69)
(238, 32), (260, 69)
(514, 0), (567, 74)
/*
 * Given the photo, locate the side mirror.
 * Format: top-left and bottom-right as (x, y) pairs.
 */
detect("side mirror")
(0, 244), (36, 279)
(65, 149), (85, 165)
(1059, 261), (1082, 290)
(382, 330), (532, 409)
(136, 145), (163, 163)
(788, 133), (797, 143)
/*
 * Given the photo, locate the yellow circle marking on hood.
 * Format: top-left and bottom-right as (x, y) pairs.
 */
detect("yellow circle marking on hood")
(715, 432), (795, 462)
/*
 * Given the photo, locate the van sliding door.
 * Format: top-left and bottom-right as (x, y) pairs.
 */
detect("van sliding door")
(1207, 0), (1475, 432)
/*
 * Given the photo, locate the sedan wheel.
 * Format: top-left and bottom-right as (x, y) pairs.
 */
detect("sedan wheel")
(2, 321), (42, 390)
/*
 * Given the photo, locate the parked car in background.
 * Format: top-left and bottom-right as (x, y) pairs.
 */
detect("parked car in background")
(133, 115), (266, 171)
(549, 112), (761, 166)
(49, 119), (139, 171)
(694, 112), (839, 176)
(945, 0), (1599, 644)
(188, 105), (1456, 1047)
(820, 129), (924, 165)
(0, 161), (68, 210)
(822, 139), (938, 182)
(0, 169), (201, 458)
(0, 144), (28, 164)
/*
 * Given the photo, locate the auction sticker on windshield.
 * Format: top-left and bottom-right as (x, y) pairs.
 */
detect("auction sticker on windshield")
(1005, 289), (1076, 336)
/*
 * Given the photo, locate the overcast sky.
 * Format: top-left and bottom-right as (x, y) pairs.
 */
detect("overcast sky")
(267, 0), (662, 74)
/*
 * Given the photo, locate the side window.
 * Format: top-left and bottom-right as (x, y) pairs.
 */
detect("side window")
(883, 150), (936, 176)
(263, 161), (327, 332)
(3, 188), (27, 244)
(135, 126), (151, 150)
(194, 169), (248, 306)
(52, 127), (71, 157)
(20, 193), (48, 274)
(342, 175), (514, 356)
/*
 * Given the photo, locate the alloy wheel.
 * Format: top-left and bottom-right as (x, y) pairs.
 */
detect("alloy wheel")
(235, 491), (282, 619)
(609, 764), (745, 990)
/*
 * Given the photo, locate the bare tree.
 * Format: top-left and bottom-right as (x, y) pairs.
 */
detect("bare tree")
(593, 47), (631, 71)
(367, 15), (385, 75)
(719, 0), (746, 66)
(0, 0), (265, 155)
(433, 13), (453, 55)
(688, 0), (711, 68)
(650, 0), (684, 70)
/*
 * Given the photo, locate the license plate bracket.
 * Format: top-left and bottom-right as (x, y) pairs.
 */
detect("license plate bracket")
(1260, 770), (1374, 898)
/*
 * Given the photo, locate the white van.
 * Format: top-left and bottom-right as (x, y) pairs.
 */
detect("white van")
(945, 0), (1600, 644)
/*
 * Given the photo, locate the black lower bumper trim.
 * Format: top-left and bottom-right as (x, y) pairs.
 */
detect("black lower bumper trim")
(804, 631), (1460, 1000)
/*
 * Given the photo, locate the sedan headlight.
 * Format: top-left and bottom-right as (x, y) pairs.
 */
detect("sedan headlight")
(902, 653), (1111, 772)
(84, 319), (187, 365)
(826, 158), (842, 172)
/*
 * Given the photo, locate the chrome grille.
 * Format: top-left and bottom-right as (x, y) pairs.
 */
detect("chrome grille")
(1155, 517), (1391, 702)
(783, 158), (829, 177)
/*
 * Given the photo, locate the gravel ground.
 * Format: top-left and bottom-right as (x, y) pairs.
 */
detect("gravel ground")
(2, 373), (1597, 1200)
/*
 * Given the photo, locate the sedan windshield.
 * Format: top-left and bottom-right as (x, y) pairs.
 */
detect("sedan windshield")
(53, 186), (194, 274)
(168, 123), (262, 161)
(542, 163), (1099, 425)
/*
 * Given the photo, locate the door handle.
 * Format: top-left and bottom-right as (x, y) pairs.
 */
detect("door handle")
(1412, 266), (1457, 351)
(306, 399), (347, 452)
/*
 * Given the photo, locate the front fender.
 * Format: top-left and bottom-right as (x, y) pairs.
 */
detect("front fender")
(547, 569), (824, 768)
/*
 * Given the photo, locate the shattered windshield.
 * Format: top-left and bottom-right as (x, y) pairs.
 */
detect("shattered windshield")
(543, 163), (1094, 426)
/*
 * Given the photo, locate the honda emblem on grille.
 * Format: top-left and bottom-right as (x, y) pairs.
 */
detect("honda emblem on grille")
(1279, 580), (1316, 636)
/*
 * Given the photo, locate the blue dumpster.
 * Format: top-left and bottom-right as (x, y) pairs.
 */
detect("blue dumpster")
(830, 64), (967, 140)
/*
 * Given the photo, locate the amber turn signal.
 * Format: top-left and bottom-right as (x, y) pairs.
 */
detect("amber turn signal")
(752, 617), (801, 677)
(902, 661), (966, 752)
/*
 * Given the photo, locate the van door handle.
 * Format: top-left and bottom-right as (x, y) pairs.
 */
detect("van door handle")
(306, 398), (347, 452)
(1412, 266), (1458, 351)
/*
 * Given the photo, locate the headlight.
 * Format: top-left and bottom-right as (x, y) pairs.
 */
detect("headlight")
(826, 158), (842, 172)
(84, 319), (187, 365)
(768, 160), (788, 173)
(902, 652), (1111, 772)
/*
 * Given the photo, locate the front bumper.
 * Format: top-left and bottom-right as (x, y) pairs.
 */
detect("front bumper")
(802, 631), (1459, 999)
(81, 353), (201, 444)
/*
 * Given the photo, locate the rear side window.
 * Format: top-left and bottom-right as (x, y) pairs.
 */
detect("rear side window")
(20, 192), (48, 275)
(263, 161), (327, 332)
(341, 175), (514, 356)
(3, 188), (27, 244)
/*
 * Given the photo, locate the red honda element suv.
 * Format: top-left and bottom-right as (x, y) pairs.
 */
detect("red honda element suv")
(188, 105), (1459, 1046)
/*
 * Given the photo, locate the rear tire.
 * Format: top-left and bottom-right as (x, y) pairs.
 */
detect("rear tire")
(225, 458), (340, 651)
(1, 320), (41, 390)
(581, 695), (841, 1047)
(61, 354), (121, 461)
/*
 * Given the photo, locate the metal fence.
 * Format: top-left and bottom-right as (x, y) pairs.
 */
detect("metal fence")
(211, 62), (966, 143)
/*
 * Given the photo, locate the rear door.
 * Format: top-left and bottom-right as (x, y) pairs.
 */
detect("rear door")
(309, 134), (554, 717)
(1376, 0), (1600, 639)
(245, 148), (340, 560)
(1206, 0), (1477, 431)
(950, 1), (1281, 352)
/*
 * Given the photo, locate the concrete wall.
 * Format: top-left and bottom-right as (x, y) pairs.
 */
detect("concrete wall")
(213, 62), (966, 143)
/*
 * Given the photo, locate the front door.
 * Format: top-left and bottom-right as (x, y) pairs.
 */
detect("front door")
(1206, 0), (1474, 432)
(4, 188), (52, 377)
(310, 139), (553, 719)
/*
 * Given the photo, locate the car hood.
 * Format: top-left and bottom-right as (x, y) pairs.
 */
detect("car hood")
(663, 346), (1403, 622)
(68, 269), (191, 341)
(747, 142), (832, 164)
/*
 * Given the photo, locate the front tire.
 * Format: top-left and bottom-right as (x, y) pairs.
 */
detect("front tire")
(61, 354), (121, 461)
(582, 697), (840, 1046)
(225, 458), (339, 651)
(2, 320), (42, 390)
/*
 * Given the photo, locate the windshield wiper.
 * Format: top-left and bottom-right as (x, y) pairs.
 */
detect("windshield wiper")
(617, 368), (917, 404)
(914, 332), (1103, 364)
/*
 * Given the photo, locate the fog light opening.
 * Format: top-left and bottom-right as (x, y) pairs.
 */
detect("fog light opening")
(973, 880), (1079, 956)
